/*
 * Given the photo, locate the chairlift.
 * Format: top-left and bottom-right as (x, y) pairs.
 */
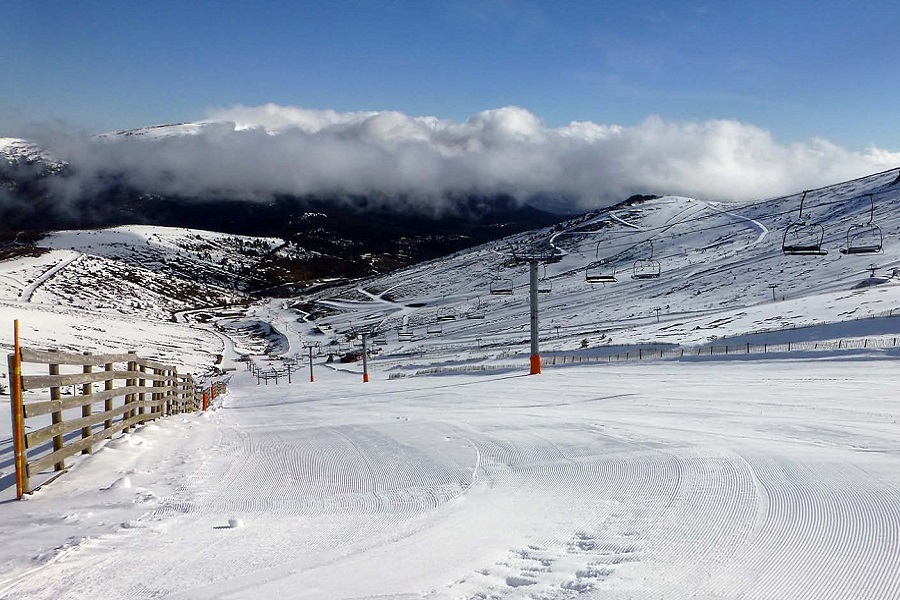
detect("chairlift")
(585, 241), (618, 284)
(518, 243), (555, 264)
(537, 265), (552, 293)
(782, 191), (828, 256)
(489, 266), (514, 296)
(437, 307), (457, 321)
(426, 322), (442, 335)
(586, 269), (617, 284)
(840, 193), (883, 255)
(544, 249), (563, 263)
(631, 240), (661, 280)
(466, 298), (486, 319)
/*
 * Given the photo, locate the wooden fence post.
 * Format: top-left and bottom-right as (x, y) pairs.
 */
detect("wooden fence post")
(173, 370), (180, 414)
(166, 369), (175, 415)
(154, 368), (164, 416)
(138, 364), (147, 420)
(8, 320), (28, 499)
(173, 370), (181, 413)
(125, 353), (137, 431)
(104, 362), (114, 430)
(81, 352), (93, 454)
(173, 371), (179, 414)
(48, 350), (65, 472)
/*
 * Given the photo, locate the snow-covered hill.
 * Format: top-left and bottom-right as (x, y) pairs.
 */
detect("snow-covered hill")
(289, 166), (900, 372)
(0, 225), (312, 378)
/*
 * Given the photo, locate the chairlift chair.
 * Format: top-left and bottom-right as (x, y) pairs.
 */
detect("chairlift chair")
(489, 266), (514, 295)
(631, 240), (662, 280)
(782, 191), (828, 256)
(585, 242), (618, 284)
(398, 329), (414, 341)
(489, 278), (514, 295)
(544, 249), (563, 263)
(426, 322), (442, 335)
(632, 259), (661, 280)
(466, 298), (486, 319)
(373, 334), (387, 346)
(437, 308), (457, 321)
(537, 265), (552, 293)
(840, 194), (883, 255)
(586, 270), (617, 284)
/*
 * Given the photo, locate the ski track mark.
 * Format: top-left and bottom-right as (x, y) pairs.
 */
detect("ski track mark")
(714, 453), (900, 599)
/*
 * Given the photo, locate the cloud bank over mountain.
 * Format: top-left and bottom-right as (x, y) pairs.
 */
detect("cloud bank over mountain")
(32, 104), (900, 211)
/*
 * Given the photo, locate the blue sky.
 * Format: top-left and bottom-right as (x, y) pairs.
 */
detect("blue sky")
(2, 1), (898, 150)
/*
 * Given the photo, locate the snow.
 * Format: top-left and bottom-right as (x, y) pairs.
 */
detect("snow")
(0, 137), (54, 163)
(1, 169), (900, 598)
(1, 359), (897, 599)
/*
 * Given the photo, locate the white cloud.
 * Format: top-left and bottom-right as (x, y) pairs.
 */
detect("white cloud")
(34, 104), (900, 212)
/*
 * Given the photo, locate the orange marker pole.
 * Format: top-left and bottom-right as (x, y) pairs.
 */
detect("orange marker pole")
(528, 260), (542, 375)
(8, 320), (28, 498)
(530, 353), (542, 375)
(361, 334), (369, 383)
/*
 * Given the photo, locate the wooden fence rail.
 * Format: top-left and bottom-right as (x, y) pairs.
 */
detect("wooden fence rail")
(7, 324), (225, 500)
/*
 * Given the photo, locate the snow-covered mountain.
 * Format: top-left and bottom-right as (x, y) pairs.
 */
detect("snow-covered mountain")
(0, 137), (56, 165)
(290, 166), (900, 367)
(2, 167), (900, 599)
(1, 165), (899, 378)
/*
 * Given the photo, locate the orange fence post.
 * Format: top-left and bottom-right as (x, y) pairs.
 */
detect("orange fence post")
(202, 391), (209, 411)
(8, 320), (28, 499)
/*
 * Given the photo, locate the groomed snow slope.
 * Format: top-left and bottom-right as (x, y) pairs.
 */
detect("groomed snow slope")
(1, 357), (898, 599)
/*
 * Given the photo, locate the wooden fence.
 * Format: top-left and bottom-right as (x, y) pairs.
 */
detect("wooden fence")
(7, 325), (226, 499)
